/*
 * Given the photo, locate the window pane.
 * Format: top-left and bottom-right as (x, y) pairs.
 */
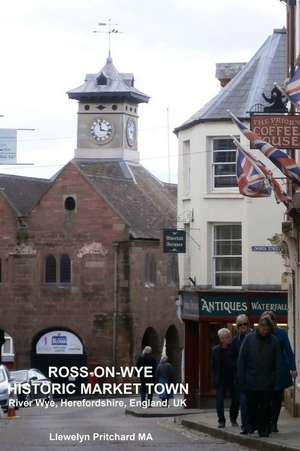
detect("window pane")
(213, 138), (235, 150)
(215, 225), (241, 240)
(215, 225), (232, 240)
(215, 241), (242, 256)
(214, 163), (236, 176)
(214, 176), (237, 188)
(216, 272), (242, 286)
(215, 257), (242, 272)
(60, 255), (71, 284)
(213, 151), (236, 163)
(231, 224), (242, 239)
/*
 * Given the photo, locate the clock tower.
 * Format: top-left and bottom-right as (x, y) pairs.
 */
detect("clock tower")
(68, 55), (149, 161)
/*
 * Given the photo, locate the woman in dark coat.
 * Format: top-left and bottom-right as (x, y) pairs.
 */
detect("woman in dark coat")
(262, 311), (297, 432)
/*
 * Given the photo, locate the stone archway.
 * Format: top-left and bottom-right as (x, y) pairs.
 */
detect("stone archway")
(31, 327), (87, 394)
(165, 325), (181, 382)
(141, 327), (160, 361)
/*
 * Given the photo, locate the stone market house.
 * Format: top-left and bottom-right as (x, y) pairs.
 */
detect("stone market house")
(175, 29), (288, 408)
(0, 54), (183, 382)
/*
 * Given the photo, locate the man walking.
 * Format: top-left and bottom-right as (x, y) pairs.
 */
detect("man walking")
(212, 328), (239, 428)
(232, 314), (251, 434)
(238, 317), (281, 437)
(136, 346), (157, 406)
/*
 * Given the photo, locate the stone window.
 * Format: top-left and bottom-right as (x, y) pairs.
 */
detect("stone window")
(64, 196), (76, 212)
(144, 254), (156, 287)
(60, 255), (71, 284)
(45, 255), (56, 283)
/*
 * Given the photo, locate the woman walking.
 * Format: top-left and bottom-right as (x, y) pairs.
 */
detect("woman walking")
(262, 311), (297, 432)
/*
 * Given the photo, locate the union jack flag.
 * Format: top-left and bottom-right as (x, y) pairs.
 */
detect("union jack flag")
(285, 66), (300, 107)
(234, 138), (290, 205)
(229, 111), (300, 186)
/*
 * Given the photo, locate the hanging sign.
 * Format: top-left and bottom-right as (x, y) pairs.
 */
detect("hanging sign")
(163, 229), (186, 253)
(250, 115), (300, 149)
(0, 129), (17, 163)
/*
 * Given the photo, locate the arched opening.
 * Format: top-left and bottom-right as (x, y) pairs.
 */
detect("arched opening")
(165, 325), (181, 382)
(141, 327), (160, 361)
(31, 328), (87, 395)
(0, 329), (15, 370)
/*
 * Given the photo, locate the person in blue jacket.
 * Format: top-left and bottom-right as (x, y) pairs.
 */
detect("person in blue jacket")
(262, 311), (298, 433)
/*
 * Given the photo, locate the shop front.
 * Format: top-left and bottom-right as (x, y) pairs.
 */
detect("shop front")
(181, 290), (288, 408)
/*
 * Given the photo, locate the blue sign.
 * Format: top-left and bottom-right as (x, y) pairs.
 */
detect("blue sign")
(52, 334), (67, 346)
(251, 246), (280, 252)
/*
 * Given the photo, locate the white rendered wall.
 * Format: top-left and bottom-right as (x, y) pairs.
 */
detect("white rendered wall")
(177, 120), (285, 291)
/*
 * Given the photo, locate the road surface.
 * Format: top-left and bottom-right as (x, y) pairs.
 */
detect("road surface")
(0, 399), (252, 450)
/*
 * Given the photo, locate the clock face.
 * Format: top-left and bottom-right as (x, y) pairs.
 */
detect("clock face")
(126, 118), (137, 147)
(90, 119), (113, 144)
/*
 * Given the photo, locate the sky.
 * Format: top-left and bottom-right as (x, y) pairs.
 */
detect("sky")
(0, 0), (286, 182)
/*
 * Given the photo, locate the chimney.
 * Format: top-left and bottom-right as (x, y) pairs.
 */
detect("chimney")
(216, 62), (246, 87)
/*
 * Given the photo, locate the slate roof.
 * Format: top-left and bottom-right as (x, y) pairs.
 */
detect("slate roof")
(68, 55), (150, 104)
(75, 160), (177, 239)
(175, 28), (287, 132)
(0, 174), (50, 216)
(0, 161), (177, 239)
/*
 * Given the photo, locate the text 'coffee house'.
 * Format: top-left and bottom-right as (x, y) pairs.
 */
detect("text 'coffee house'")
(250, 114), (300, 148)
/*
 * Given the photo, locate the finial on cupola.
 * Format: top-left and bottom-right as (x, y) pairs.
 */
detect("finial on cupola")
(93, 19), (122, 64)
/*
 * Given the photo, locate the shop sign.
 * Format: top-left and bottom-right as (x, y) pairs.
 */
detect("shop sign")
(181, 292), (287, 319)
(250, 114), (300, 149)
(36, 331), (83, 355)
(163, 229), (186, 253)
(200, 296), (287, 316)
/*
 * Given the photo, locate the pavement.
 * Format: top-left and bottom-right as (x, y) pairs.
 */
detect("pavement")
(176, 409), (300, 451)
(0, 399), (252, 451)
(126, 402), (300, 451)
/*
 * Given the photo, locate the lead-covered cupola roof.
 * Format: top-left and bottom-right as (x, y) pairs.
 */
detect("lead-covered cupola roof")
(67, 55), (150, 104)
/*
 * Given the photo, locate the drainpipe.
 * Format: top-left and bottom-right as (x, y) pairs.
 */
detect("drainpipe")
(112, 242), (119, 368)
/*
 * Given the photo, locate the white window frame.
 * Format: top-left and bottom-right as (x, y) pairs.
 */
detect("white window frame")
(210, 136), (239, 193)
(212, 223), (242, 289)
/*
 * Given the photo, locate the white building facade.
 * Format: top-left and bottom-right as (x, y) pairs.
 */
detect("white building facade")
(176, 29), (288, 407)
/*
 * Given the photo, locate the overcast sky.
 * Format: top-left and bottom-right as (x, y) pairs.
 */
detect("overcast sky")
(0, 0), (286, 182)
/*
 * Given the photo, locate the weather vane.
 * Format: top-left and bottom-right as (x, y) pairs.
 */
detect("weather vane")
(93, 19), (123, 58)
